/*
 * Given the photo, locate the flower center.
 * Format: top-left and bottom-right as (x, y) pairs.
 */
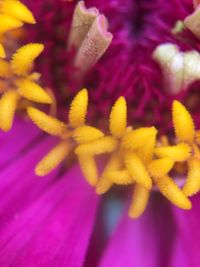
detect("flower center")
(22, 0), (197, 134)
(129, 2), (145, 40)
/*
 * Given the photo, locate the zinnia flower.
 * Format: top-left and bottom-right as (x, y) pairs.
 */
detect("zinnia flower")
(1, 0), (200, 266)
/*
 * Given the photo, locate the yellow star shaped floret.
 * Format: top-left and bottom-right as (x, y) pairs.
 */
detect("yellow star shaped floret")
(27, 89), (104, 185)
(0, 0), (35, 35)
(0, 44), (6, 58)
(0, 43), (52, 131)
(75, 96), (156, 195)
(155, 100), (200, 197)
(107, 124), (191, 218)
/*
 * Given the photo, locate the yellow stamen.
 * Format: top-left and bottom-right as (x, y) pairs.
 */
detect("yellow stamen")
(183, 158), (200, 196)
(72, 125), (104, 143)
(0, 0), (36, 24)
(106, 169), (133, 185)
(95, 176), (112, 195)
(17, 79), (52, 104)
(174, 162), (187, 174)
(35, 141), (72, 176)
(152, 175), (192, 210)
(78, 155), (98, 186)
(195, 130), (200, 144)
(160, 135), (169, 146)
(75, 136), (118, 156)
(124, 152), (152, 189)
(172, 100), (195, 143)
(147, 158), (174, 178)
(122, 127), (157, 151)
(45, 87), (57, 117)
(136, 134), (156, 163)
(0, 14), (23, 35)
(155, 143), (191, 162)
(68, 89), (88, 128)
(0, 59), (10, 77)
(109, 96), (127, 138)
(11, 43), (44, 75)
(129, 185), (150, 219)
(0, 44), (6, 58)
(193, 143), (200, 159)
(0, 90), (19, 131)
(27, 107), (67, 136)
(28, 72), (41, 81)
(96, 153), (122, 194)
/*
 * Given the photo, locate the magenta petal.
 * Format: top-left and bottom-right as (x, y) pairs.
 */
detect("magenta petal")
(0, 137), (58, 228)
(172, 194), (200, 266)
(170, 236), (190, 267)
(0, 119), (40, 167)
(98, 196), (177, 267)
(0, 165), (99, 267)
(98, 208), (158, 267)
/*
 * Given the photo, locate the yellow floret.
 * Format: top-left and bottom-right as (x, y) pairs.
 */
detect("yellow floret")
(35, 142), (72, 176)
(72, 125), (104, 143)
(75, 136), (118, 156)
(172, 100), (195, 143)
(0, 0), (36, 24)
(0, 44), (6, 58)
(129, 185), (150, 219)
(109, 96), (127, 138)
(147, 158), (174, 178)
(122, 127), (157, 151)
(0, 90), (19, 131)
(96, 153), (123, 194)
(152, 175), (192, 210)
(78, 155), (98, 186)
(11, 43), (44, 75)
(68, 89), (88, 128)
(0, 59), (10, 77)
(136, 134), (156, 163)
(17, 79), (52, 104)
(27, 107), (67, 136)
(0, 14), (23, 35)
(183, 158), (200, 197)
(155, 143), (191, 162)
(106, 169), (133, 185)
(124, 152), (152, 189)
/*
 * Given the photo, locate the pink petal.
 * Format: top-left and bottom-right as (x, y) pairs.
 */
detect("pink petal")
(170, 236), (191, 267)
(98, 196), (177, 267)
(0, 165), (99, 267)
(0, 136), (58, 228)
(172, 194), (200, 266)
(0, 119), (40, 168)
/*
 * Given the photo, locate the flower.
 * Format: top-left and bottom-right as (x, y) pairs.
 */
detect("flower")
(1, 0), (200, 266)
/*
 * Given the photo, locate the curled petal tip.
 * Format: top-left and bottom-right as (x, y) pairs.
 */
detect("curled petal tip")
(97, 14), (113, 40)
